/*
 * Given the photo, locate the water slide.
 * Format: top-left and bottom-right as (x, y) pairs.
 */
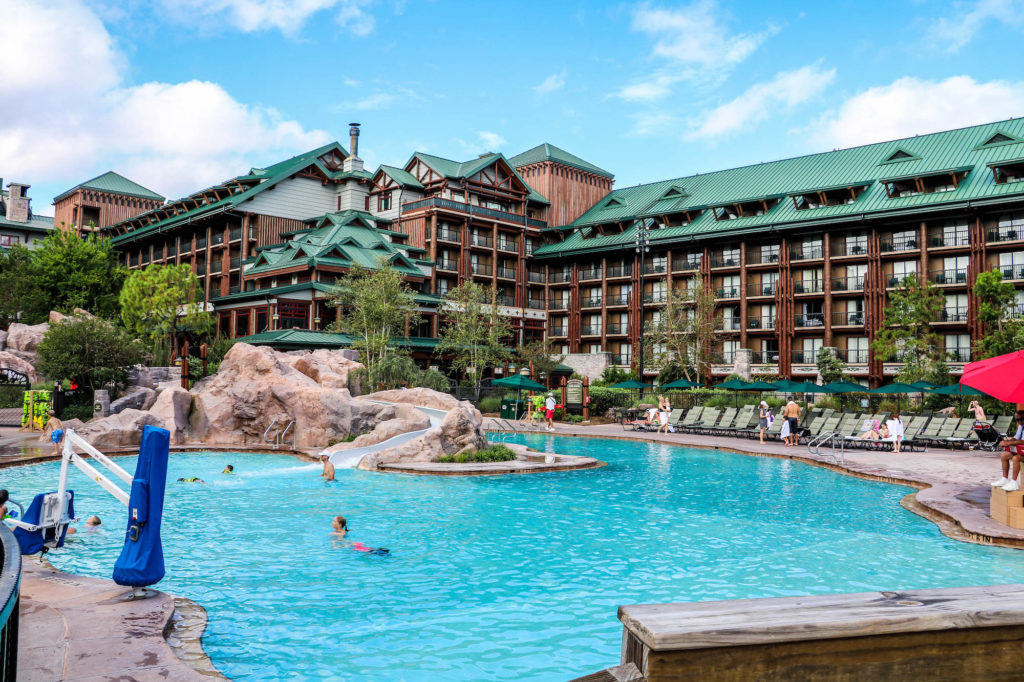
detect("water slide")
(325, 402), (448, 469)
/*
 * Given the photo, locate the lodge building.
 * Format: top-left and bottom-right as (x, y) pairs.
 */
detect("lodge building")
(53, 118), (1024, 384)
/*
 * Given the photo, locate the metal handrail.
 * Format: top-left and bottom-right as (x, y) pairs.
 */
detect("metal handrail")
(808, 431), (845, 465)
(278, 420), (295, 450)
(263, 419), (278, 445)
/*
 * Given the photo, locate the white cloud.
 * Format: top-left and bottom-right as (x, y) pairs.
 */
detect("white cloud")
(0, 0), (330, 204)
(534, 70), (567, 95)
(353, 92), (396, 110)
(161, 0), (375, 37)
(616, 0), (778, 101)
(454, 131), (507, 156)
(925, 0), (1024, 52)
(687, 64), (836, 139)
(811, 76), (1024, 149)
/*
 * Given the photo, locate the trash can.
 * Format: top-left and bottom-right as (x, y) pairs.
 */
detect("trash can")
(500, 400), (524, 419)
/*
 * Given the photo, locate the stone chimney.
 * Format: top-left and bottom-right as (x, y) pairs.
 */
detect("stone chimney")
(348, 122), (360, 159)
(338, 123), (368, 212)
(5, 183), (30, 223)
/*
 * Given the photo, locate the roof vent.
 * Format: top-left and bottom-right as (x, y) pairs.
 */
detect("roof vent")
(348, 122), (360, 158)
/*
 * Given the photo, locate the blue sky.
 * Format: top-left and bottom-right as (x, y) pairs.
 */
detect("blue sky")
(3, 0), (1024, 215)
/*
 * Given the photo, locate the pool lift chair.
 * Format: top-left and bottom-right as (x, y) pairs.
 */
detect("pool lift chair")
(5, 425), (170, 599)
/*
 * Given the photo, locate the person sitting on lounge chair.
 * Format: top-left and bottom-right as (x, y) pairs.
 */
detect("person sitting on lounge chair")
(994, 410), (1024, 492)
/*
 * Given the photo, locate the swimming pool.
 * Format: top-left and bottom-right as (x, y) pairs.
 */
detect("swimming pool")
(6, 434), (1023, 680)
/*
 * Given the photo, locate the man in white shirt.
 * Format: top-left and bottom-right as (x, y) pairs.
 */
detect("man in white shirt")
(993, 411), (1024, 491)
(545, 393), (557, 432)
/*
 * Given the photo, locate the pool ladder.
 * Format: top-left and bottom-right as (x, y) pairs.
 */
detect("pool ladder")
(264, 419), (296, 450)
(808, 431), (845, 465)
(486, 418), (517, 443)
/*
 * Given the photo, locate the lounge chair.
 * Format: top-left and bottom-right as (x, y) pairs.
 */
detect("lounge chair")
(691, 408), (721, 435)
(730, 409), (760, 437)
(676, 406), (704, 430)
(992, 415), (1013, 437)
(945, 419), (978, 449)
(900, 416), (929, 451)
(709, 407), (738, 434)
(763, 412), (786, 441)
(915, 416), (947, 446)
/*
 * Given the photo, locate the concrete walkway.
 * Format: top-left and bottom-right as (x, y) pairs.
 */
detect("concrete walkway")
(504, 422), (1024, 548)
(17, 559), (209, 681)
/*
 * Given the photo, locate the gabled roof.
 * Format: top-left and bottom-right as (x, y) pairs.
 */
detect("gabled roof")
(0, 213), (54, 233)
(508, 142), (614, 179)
(408, 151), (550, 205)
(534, 117), (1024, 259)
(53, 171), (164, 203)
(377, 165), (425, 190)
(237, 328), (441, 351)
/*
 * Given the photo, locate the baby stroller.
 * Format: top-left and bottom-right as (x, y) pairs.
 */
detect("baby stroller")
(973, 422), (1005, 452)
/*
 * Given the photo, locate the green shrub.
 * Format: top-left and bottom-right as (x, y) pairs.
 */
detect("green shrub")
(566, 413), (584, 423)
(438, 444), (517, 463)
(587, 386), (632, 414)
(60, 404), (94, 422)
(477, 395), (502, 413)
(0, 386), (23, 408)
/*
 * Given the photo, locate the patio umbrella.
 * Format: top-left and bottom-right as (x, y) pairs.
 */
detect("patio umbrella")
(609, 379), (655, 407)
(745, 380), (781, 391)
(929, 382), (987, 396)
(660, 378), (704, 389)
(866, 382), (919, 412)
(794, 381), (832, 394)
(822, 380), (867, 393)
(716, 379), (753, 390)
(493, 374), (548, 419)
(909, 380), (940, 391)
(962, 350), (1024, 404)
(772, 379), (804, 394)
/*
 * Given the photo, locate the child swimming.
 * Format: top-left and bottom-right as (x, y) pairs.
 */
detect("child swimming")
(330, 516), (389, 555)
(177, 477), (205, 484)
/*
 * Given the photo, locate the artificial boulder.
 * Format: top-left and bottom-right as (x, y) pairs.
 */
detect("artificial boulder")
(0, 350), (39, 383)
(356, 400), (487, 470)
(75, 409), (164, 450)
(109, 387), (158, 415)
(149, 386), (192, 444)
(362, 388), (461, 411)
(5, 321), (48, 361)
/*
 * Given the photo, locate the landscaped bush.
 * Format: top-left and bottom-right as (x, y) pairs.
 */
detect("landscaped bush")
(587, 386), (632, 414)
(60, 404), (94, 422)
(437, 444), (517, 463)
(0, 386), (22, 408)
(477, 395), (502, 413)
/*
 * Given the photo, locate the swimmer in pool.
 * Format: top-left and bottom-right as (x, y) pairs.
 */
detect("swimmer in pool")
(86, 515), (101, 527)
(330, 516), (389, 555)
(320, 455), (335, 482)
(177, 477), (205, 483)
(222, 465), (234, 474)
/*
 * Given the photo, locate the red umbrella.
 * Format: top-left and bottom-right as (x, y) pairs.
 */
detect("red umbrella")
(961, 350), (1024, 404)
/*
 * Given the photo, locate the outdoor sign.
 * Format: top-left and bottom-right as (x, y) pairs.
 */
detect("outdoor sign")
(565, 379), (584, 408)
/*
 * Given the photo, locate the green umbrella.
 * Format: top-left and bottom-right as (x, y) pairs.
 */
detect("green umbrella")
(772, 379), (804, 393)
(661, 378), (704, 389)
(610, 380), (655, 390)
(822, 380), (867, 393)
(745, 380), (781, 391)
(493, 374), (549, 419)
(794, 381), (832, 394)
(867, 381), (920, 412)
(929, 382), (987, 396)
(717, 379), (754, 390)
(910, 380), (940, 391)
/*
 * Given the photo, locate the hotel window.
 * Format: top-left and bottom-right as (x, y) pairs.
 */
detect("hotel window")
(801, 338), (823, 363)
(587, 344), (602, 354)
(847, 337), (869, 364)
(0, 234), (20, 247)
(884, 229), (918, 252)
(760, 244), (779, 263)
(889, 260), (918, 286)
(991, 160), (1024, 184)
(844, 233), (867, 255)
(943, 294), (968, 322)
(999, 252), (1024, 279)
(943, 255), (969, 282)
(378, 192), (392, 211)
(946, 334), (970, 362)
(934, 220), (970, 247)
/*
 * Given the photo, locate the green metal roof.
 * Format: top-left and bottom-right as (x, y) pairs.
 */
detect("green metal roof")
(377, 165), (424, 190)
(53, 171), (164, 203)
(0, 213), (54, 234)
(508, 142), (614, 179)
(535, 117), (1024, 259)
(408, 151), (550, 205)
(240, 328), (440, 351)
(244, 210), (425, 278)
(211, 279), (440, 306)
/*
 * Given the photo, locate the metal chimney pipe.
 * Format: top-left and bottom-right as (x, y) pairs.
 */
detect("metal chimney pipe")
(349, 122), (360, 158)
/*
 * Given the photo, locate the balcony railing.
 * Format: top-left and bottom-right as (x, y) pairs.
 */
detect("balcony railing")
(794, 313), (825, 328)
(524, 242), (538, 256)
(606, 323), (628, 335)
(835, 349), (869, 364)
(643, 262), (668, 274)
(209, 260), (222, 274)
(938, 307), (969, 322)
(228, 285), (241, 294)
(714, 286), (741, 298)
(831, 241), (868, 257)
(928, 269), (968, 285)
(999, 265), (1024, 281)
(229, 257), (241, 270)
(947, 347), (971, 362)
(496, 294), (515, 306)
(606, 266), (629, 278)
(988, 227), (1024, 243)
(581, 325), (602, 336)
(197, 263), (206, 275)
(791, 349), (820, 364)
(643, 292), (667, 304)
(549, 271), (571, 284)
(746, 316), (776, 330)
(930, 230), (970, 247)
(747, 281), (777, 297)
(710, 352), (736, 364)
(196, 236), (207, 250)
(715, 317), (742, 331)
(879, 236), (918, 252)
(793, 280), (824, 294)
(496, 267), (516, 279)
(582, 297), (603, 308)
(470, 263), (492, 276)
(672, 257), (701, 271)
(710, 255), (740, 268)
(606, 294), (630, 306)
(831, 311), (865, 326)
(750, 351), (780, 364)
(831, 275), (866, 291)
(437, 229), (461, 242)
(212, 232), (225, 246)
(497, 239), (519, 252)
(548, 299), (568, 310)
(580, 268), (603, 280)
(470, 234), (493, 248)
(549, 326), (568, 336)
(229, 227), (242, 242)
(436, 259), (458, 272)
(166, 244), (177, 258)
(1007, 306), (1024, 320)
(746, 250), (780, 265)
(790, 246), (823, 260)
(402, 196), (547, 227)
(527, 299), (546, 310)
(527, 270), (545, 283)
(611, 354), (632, 365)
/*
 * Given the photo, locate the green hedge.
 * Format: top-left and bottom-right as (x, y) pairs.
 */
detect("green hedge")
(438, 444), (517, 463)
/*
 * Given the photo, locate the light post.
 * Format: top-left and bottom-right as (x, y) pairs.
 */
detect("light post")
(635, 220), (651, 381)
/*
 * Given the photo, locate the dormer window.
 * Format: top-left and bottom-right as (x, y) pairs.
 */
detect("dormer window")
(882, 168), (970, 198)
(978, 131), (1023, 149)
(712, 198), (779, 221)
(990, 158), (1024, 185)
(880, 148), (921, 164)
(791, 183), (870, 210)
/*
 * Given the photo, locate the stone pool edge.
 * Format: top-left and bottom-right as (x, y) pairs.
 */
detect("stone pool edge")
(509, 428), (1024, 551)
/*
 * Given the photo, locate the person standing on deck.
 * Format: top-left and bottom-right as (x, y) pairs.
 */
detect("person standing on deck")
(545, 392), (556, 432)
(782, 399), (801, 447)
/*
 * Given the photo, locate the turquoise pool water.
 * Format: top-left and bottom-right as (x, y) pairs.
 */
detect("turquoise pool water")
(5, 434), (1023, 680)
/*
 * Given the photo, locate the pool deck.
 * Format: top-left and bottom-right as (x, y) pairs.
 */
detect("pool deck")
(500, 422), (1024, 549)
(17, 559), (210, 681)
